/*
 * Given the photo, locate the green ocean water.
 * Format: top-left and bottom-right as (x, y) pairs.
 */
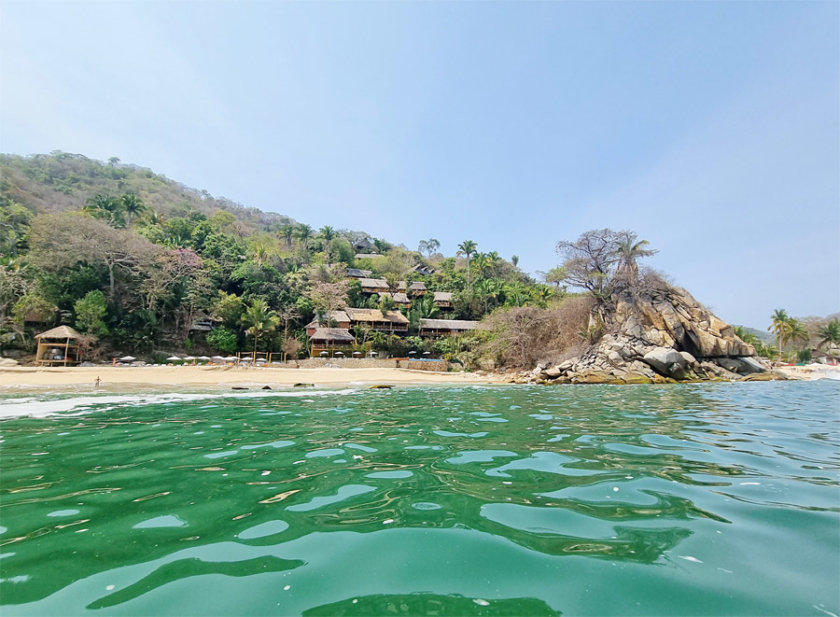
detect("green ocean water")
(0, 382), (838, 616)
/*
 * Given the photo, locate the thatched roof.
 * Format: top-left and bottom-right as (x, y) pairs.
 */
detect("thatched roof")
(305, 310), (351, 329)
(420, 318), (477, 331)
(35, 325), (83, 340)
(346, 268), (373, 278)
(345, 308), (409, 325)
(359, 278), (389, 289)
(308, 328), (356, 343)
(380, 292), (410, 304)
(433, 292), (453, 302)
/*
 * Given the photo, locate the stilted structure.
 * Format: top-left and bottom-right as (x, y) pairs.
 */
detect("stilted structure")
(35, 326), (83, 366)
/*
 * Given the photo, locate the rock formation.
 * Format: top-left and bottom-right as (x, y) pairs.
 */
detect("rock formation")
(524, 285), (779, 384)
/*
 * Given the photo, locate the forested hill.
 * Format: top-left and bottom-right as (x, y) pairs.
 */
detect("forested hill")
(0, 152), (294, 235)
(0, 151), (545, 362)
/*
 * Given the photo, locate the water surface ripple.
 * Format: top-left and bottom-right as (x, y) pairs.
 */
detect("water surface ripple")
(0, 382), (838, 615)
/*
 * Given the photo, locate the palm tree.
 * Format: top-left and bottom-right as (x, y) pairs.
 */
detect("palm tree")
(120, 193), (146, 228)
(616, 234), (656, 280)
(472, 253), (491, 280)
(279, 224), (295, 250)
(769, 309), (792, 358)
(817, 319), (840, 349)
(788, 319), (810, 349)
(294, 223), (313, 249)
(241, 298), (279, 353)
(457, 240), (477, 286)
(511, 255), (519, 268)
(85, 194), (124, 227)
(320, 225), (336, 259)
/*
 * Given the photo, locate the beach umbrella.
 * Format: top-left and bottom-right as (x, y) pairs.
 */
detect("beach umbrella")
(335, 351), (344, 356)
(119, 355), (136, 362)
(183, 356), (196, 361)
(198, 356), (211, 361)
(167, 356), (181, 361)
(409, 351), (417, 355)
(422, 351), (431, 356)
(353, 351), (362, 356)
(211, 355), (224, 362)
(223, 356), (237, 362)
(368, 351), (378, 357)
(319, 351), (329, 356)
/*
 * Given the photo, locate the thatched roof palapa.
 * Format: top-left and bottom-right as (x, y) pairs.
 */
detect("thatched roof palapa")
(308, 328), (356, 343)
(345, 308), (409, 325)
(35, 325), (83, 340)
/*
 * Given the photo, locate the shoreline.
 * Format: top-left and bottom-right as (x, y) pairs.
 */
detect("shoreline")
(0, 365), (505, 391)
(0, 363), (836, 394)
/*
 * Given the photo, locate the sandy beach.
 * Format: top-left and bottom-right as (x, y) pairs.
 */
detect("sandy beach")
(0, 365), (504, 391)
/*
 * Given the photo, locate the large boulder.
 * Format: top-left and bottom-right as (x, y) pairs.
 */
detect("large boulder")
(643, 347), (689, 379)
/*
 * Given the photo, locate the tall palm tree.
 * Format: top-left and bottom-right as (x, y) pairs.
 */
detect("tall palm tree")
(320, 225), (336, 260)
(511, 255), (519, 268)
(457, 240), (477, 286)
(279, 224), (295, 250)
(616, 234), (656, 279)
(769, 309), (792, 358)
(294, 223), (313, 250)
(241, 298), (279, 353)
(817, 319), (840, 349)
(120, 193), (146, 228)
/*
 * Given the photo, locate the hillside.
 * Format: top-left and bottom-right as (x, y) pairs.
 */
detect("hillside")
(0, 152), (546, 364)
(0, 152), (294, 236)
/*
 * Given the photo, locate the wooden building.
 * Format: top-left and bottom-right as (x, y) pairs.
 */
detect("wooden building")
(433, 292), (453, 309)
(305, 310), (351, 336)
(308, 327), (356, 357)
(358, 278), (390, 294)
(379, 292), (411, 308)
(396, 281), (427, 296)
(35, 325), (83, 366)
(419, 318), (477, 337)
(345, 308), (409, 333)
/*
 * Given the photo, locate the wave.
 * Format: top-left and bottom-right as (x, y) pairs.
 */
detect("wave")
(0, 388), (358, 419)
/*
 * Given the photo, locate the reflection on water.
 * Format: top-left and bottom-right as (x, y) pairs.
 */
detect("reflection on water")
(0, 382), (838, 615)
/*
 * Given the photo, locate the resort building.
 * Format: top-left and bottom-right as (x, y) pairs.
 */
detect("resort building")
(358, 278), (390, 294)
(433, 291), (453, 309)
(379, 292), (411, 308)
(305, 310), (351, 336)
(308, 327), (355, 357)
(345, 308), (409, 333)
(419, 318), (478, 337)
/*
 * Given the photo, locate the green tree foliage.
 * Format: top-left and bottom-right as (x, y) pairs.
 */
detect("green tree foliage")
(241, 298), (279, 352)
(817, 319), (840, 349)
(207, 326), (238, 353)
(74, 290), (109, 336)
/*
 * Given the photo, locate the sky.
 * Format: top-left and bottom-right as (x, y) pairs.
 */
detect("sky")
(0, 0), (837, 328)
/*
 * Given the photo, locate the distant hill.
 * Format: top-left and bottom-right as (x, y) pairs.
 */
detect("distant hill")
(733, 325), (774, 344)
(0, 151), (294, 235)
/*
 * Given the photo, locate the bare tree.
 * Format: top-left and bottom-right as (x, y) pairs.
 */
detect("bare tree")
(29, 213), (161, 301)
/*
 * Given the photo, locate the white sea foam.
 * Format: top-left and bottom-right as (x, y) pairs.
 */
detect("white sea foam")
(0, 389), (358, 419)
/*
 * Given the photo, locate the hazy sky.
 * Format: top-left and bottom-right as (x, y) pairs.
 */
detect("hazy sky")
(1, 1), (837, 327)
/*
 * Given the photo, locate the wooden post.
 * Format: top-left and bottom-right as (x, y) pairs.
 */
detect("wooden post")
(64, 338), (70, 367)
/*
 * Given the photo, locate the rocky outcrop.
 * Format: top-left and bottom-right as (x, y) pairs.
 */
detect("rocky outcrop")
(524, 286), (783, 384)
